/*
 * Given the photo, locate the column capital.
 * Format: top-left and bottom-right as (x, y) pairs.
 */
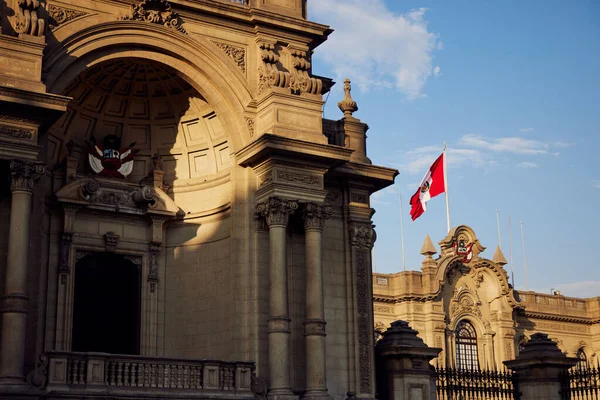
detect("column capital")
(303, 203), (332, 232)
(9, 160), (45, 193)
(256, 197), (298, 228)
(349, 222), (376, 250)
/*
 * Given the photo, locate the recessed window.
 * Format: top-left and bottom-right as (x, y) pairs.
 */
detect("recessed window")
(577, 349), (588, 371)
(455, 320), (479, 370)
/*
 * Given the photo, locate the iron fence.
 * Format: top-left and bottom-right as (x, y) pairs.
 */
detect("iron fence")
(561, 364), (600, 400)
(435, 367), (519, 400)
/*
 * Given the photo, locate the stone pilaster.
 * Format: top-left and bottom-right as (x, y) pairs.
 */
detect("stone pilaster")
(255, 197), (298, 400)
(0, 160), (45, 384)
(349, 221), (377, 397)
(302, 203), (332, 400)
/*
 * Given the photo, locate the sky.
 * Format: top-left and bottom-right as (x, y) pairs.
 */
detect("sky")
(309, 0), (600, 298)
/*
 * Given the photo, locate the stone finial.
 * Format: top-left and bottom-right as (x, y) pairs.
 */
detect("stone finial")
(338, 78), (358, 117)
(493, 245), (507, 266)
(420, 234), (437, 258)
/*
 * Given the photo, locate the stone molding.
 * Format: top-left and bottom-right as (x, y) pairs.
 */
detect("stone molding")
(303, 203), (332, 231)
(267, 316), (291, 333)
(255, 197), (298, 228)
(122, 0), (187, 34)
(10, 160), (45, 193)
(349, 222), (376, 250)
(0, 293), (28, 314)
(303, 319), (327, 337)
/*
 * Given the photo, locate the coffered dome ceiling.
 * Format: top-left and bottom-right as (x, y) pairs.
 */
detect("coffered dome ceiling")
(48, 58), (232, 188)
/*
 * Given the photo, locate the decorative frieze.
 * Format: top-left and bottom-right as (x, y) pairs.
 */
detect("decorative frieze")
(10, 160), (45, 193)
(122, 0), (186, 34)
(303, 203), (332, 231)
(255, 197), (298, 227)
(48, 4), (87, 30)
(374, 305), (391, 313)
(214, 42), (246, 73)
(0, 124), (34, 140)
(349, 222), (376, 250)
(276, 170), (320, 186)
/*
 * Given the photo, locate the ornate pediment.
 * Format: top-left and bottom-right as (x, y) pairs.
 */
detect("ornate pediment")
(55, 177), (179, 218)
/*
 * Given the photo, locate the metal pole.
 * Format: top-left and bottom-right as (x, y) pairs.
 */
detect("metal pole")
(508, 216), (515, 287)
(496, 210), (502, 248)
(399, 193), (406, 271)
(520, 221), (529, 290)
(443, 142), (450, 233)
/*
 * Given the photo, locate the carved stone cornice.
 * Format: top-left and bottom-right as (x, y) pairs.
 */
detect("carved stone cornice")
(303, 202), (332, 231)
(255, 197), (298, 228)
(349, 222), (376, 250)
(122, 0), (187, 34)
(10, 160), (45, 193)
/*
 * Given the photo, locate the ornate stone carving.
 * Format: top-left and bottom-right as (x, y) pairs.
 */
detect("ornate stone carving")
(349, 222), (376, 250)
(0, 124), (34, 140)
(245, 117), (255, 137)
(255, 197), (298, 228)
(148, 242), (160, 292)
(276, 171), (320, 186)
(324, 191), (341, 205)
(10, 160), (45, 193)
(257, 42), (289, 95)
(15, 0), (45, 37)
(214, 42), (245, 73)
(450, 296), (482, 319)
(355, 248), (372, 393)
(26, 354), (48, 388)
(338, 78), (358, 117)
(251, 373), (268, 400)
(289, 50), (322, 95)
(48, 4), (87, 30)
(122, 0), (186, 34)
(374, 305), (391, 313)
(104, 231), (120, 252)
(303, 203), (332, 231)
(350, 192), (368, 204)
(58, 233), (73, 284)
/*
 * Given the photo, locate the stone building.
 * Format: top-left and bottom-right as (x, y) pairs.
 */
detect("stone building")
(372, 225), (600, 370)
(0, 1), (397, 399)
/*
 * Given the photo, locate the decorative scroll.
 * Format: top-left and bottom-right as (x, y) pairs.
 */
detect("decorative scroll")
(122, 0), (186, 34)
(48, 4), (87, 30)
(289, 49), (322, 95)
(15, 0), (45, 37)
(257, 42), (289, 95)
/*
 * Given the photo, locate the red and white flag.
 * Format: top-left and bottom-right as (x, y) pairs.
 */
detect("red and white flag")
(410, 152), (446, 221)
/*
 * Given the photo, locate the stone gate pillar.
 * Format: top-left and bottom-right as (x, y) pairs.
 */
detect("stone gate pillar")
(256, 197), (298, 400)
(0, 160), (45, 384)
(504, 332), (577, 400)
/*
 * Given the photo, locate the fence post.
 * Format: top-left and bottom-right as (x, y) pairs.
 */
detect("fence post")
(504, 332), (577, 400)
(375, 320), (441, 400)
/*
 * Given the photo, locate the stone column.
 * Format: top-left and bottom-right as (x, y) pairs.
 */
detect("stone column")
(375, 321), (442, 400)
(256, 197), (298, 399)
(302, 203), (331, 400)
(0, 160), (45, 384)
(504, 333), (578, 400)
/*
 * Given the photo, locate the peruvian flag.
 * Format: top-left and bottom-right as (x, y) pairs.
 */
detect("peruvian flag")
(410, 152), (446, 221)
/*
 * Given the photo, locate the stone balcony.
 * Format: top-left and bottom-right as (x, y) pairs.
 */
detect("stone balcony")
(31, 351), (255, 399)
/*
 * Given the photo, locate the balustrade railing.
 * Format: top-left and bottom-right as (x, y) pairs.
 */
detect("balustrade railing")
(42, 351), (254, 398)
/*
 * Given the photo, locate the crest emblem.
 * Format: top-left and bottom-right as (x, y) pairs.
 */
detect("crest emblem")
(420, 181), (430, 193)
(88, 134), (136, 179)
(453, 239), (473, 263)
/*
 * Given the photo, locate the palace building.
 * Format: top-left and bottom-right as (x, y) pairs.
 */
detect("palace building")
(372, 225), (600, 370)
(0, 1), (397, 399)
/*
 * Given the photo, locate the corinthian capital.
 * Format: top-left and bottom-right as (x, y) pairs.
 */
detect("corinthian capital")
(303, 203), (332, 231)
(10, 160), (45, 193)
(255, 197), (298, 228)
(349, 222), (376, 250)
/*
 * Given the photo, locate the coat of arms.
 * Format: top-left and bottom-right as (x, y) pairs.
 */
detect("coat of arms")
(453, 239), (473, 263)
(88, 134), (136, 178)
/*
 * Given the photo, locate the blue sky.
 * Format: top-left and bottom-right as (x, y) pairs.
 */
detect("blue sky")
(309, 0), (600, 297)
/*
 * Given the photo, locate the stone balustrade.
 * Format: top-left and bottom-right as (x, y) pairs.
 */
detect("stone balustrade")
(39, 351), (254, 398)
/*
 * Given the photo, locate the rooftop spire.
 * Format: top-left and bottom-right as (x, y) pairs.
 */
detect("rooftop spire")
(338, 78), (358, 117)
(420, 234), (437, 258)
(493, 245), (507, 266)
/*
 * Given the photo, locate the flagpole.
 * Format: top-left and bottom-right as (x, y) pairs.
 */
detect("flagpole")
(372, 247), (377, 273)
(520, 221), (529, 290)
(443, 142), (450, 233)
(399, 193), (406, 271)
(496, 210), (502, 248)
(508, 216), (515, 287)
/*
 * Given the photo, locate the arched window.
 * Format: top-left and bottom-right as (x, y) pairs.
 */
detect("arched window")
(455, 320), (479, 370)
(577, 349), (588, 370)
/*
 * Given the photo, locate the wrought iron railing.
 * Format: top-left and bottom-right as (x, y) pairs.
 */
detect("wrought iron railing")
(561, 364), (600, 400)
(435, 367), (519, 400)
(39, 351), (255, 398)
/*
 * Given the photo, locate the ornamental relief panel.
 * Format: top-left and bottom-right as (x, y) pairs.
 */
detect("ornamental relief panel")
(48, 4), (88, 30)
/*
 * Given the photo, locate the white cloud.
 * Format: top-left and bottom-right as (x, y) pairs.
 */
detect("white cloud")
(519, 128), (535, 133)
(593, 181), (600, 189)
(310, 1), (441, 100)
(460, 134), (549, 155)
(399, 145), (490, 175)
(517, 162), (538, 168)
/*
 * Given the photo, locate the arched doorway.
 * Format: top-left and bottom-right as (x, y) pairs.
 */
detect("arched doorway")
(72, 252), (141, 354)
